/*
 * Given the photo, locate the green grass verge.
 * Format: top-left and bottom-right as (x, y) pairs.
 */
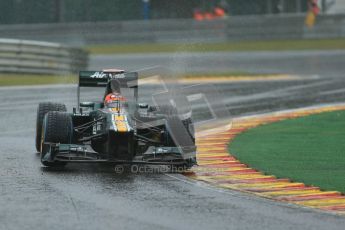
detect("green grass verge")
(0, 74), (77, 86)
(87, 38), (345, 54)
(230, 110), (345, 194)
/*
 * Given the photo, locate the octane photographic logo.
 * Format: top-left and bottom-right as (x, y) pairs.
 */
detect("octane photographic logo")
(114, 164), (191, 174)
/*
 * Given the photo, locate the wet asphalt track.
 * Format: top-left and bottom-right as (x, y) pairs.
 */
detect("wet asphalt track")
(1, 51), (345, 230)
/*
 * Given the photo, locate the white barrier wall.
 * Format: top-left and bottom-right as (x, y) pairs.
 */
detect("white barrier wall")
(0, 39), (88, 75)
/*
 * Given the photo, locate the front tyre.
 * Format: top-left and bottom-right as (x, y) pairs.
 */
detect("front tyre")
(41, 111), (73, 167)
(35, 102), (66, 152)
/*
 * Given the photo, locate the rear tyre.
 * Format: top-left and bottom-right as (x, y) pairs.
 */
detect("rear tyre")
(41, 111), (73, 167)
(36, 102), (66, 152)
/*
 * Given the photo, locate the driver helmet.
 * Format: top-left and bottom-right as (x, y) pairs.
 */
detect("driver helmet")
(104, 93), (126, 106)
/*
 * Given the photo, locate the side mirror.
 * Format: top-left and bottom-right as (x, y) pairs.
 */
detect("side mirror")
(80, 102), (95, 108)
(138, 103), (149, 109)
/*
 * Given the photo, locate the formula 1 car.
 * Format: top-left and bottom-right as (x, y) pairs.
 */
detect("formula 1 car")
(35, 69), (197, 168)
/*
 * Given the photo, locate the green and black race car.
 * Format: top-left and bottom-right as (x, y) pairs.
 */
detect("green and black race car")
(35, 69), (197, 168)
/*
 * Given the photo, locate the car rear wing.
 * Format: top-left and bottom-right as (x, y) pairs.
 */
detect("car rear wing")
(79, 71), (138, 88)
(77, 71), (138, 108)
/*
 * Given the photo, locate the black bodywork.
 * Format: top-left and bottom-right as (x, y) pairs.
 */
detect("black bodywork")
(37, 71), (197, 167)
